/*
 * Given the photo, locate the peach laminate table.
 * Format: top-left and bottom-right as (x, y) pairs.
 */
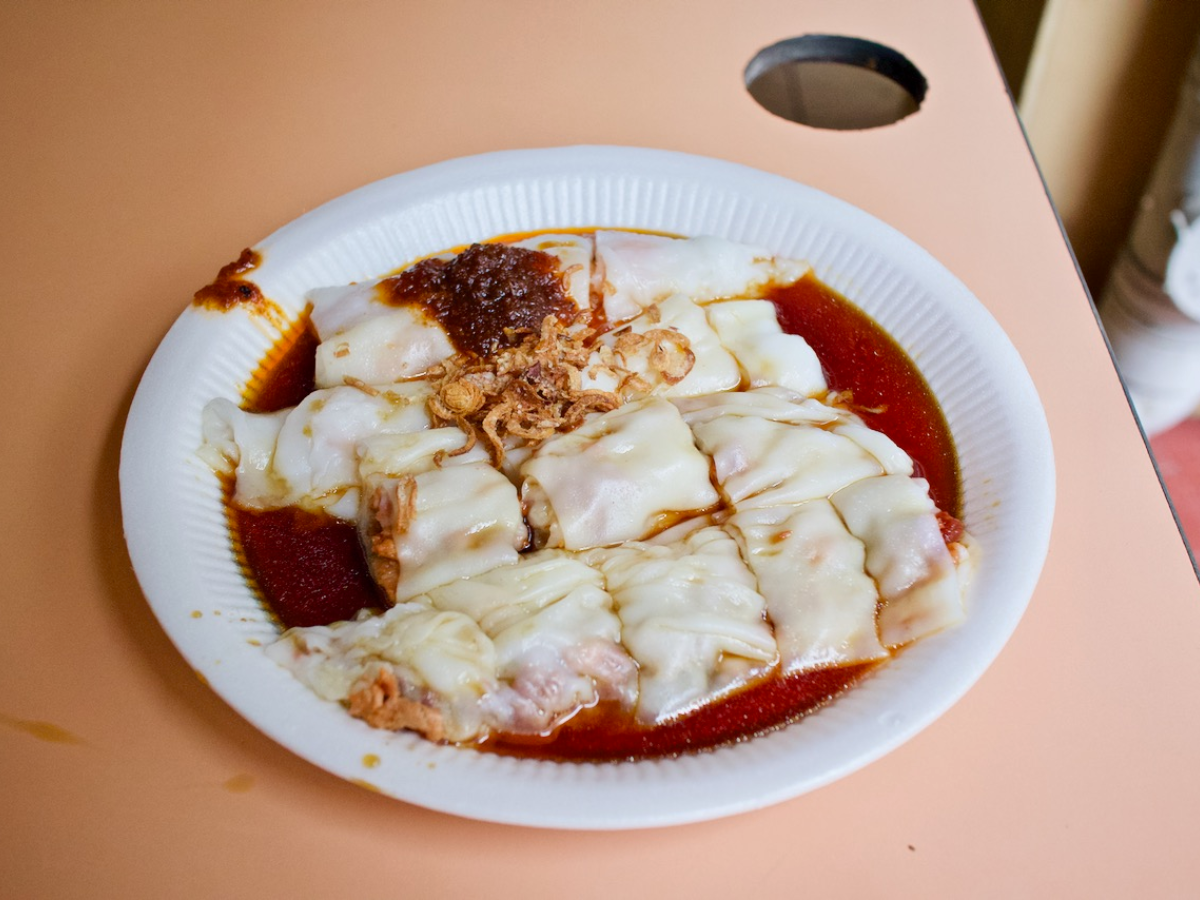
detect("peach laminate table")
(3, 1), (1198, 896)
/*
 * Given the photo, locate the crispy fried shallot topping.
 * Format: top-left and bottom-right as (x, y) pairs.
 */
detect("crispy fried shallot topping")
(347, 666), (446, 741)
(612, 327), (696, 385)
(343, 376), (382, 397)
(423, 316), (694, 466)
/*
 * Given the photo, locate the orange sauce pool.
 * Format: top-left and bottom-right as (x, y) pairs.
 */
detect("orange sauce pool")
(229, 244), (959, 761)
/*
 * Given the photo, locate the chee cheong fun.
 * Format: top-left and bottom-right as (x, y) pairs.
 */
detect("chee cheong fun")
(197, 230), (977, 760)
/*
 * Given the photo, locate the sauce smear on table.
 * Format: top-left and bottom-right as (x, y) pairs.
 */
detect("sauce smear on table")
(228, 240), (959, 760)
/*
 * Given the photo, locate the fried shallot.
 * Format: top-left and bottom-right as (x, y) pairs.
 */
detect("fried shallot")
(423, 316), (694, 466)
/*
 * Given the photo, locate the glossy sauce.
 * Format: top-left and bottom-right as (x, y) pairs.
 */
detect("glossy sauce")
(245, 316), (319, 413)
(769, 274), (960, 514)
(380, 242), (578, 356)
(483, 663), (878, 760)
(229, 239), (959, 759)
(235, 506), (388, 629)
(192, 248), (267, 311)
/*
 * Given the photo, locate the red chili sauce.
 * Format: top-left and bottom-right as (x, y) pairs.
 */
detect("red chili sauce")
(229, 241), (960, 761)
(380, 242), (578, 356)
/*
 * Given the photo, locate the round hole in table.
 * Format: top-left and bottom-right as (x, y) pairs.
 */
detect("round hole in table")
(745, 35), (927, 130)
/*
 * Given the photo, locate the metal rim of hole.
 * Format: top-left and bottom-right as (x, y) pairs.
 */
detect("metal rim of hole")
(745, 35), (928, 131)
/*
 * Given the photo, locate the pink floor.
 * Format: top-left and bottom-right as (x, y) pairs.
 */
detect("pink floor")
(1149, 417), (1200, 570)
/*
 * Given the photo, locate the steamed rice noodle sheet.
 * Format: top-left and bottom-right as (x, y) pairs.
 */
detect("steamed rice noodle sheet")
(426, 551), (637, 734)
(705, 300), (826, 396)
(830, 474), (975, 648)
(727, 501), (888, 671)
(357, 429), (528, 603)
(199, 230), (978, 755)
(588, 526), (777, 723)
(269, 551), (637, 742)
(265, 601), (498, 742)
(593, 231), (810, 323)
(199, 382), (434, 519)
(520, 397), (720, 550)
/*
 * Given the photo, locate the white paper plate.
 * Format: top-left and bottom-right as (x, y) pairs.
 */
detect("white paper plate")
(120, 146), (1054, 829)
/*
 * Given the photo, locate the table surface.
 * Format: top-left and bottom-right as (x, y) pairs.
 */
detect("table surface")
(3, 1), (1198, 897)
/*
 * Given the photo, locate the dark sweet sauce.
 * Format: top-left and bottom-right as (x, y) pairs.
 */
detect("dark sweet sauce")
(228, 236), (959, 759)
